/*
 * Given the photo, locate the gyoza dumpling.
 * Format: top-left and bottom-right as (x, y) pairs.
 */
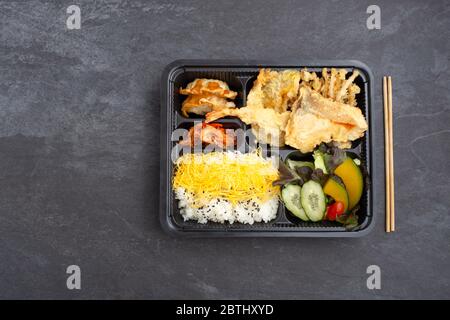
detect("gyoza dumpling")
(180, 79), (237, 99)
(181, 94), (235, 117)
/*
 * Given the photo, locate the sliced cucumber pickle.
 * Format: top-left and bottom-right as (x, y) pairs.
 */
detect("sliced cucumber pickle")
(300, 180), (326, 222)
(281, 184), (309, 221)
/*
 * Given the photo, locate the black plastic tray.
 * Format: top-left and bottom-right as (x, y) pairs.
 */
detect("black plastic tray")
(160, 60), (375, 237)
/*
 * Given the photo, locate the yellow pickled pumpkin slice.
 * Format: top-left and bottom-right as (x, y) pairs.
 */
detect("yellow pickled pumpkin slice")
(334, 158), (363, 209)
(323, 178), (349, 212)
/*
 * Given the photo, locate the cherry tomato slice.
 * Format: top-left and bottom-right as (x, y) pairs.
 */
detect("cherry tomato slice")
(326, 201), (345, 221)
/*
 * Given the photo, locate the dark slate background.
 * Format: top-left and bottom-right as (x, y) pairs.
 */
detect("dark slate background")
(0, 0), (449, 299)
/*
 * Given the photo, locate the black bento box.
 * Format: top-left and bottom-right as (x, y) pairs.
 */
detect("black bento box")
(160, 60), (376, 237)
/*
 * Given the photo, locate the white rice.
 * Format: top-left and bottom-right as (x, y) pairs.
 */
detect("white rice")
(175, 187), (279, 224)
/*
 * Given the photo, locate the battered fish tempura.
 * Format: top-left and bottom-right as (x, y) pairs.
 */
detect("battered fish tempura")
(285, 87), (367, 153)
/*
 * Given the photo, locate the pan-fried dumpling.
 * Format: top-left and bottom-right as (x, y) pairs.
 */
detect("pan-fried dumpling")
(180, 79), (237, 99)
(181, 94), (235, 117)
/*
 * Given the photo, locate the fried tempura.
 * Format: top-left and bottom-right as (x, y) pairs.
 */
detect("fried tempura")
(246, 69), (301, 113)
(203, 68), (367, 152)
(205, 107), (291, 147)
(285, 87), (367, 153)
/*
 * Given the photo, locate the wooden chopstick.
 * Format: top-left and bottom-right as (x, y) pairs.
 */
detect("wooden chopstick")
(387, 77), (395, 231)
(383, 77), (391, 232)
(383, 76), (395, 232)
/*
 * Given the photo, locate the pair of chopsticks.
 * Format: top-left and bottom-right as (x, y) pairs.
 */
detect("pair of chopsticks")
(383, 76), (395, 232)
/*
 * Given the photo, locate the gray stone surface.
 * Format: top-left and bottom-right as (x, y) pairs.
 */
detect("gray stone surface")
(0, 0), (449, 299)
